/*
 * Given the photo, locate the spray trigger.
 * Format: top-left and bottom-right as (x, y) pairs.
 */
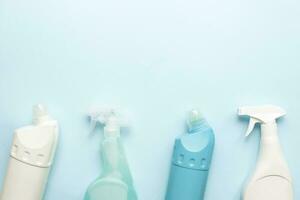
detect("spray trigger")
(87, 106), (130, 137)
(238, 105), (286, 137)
(89, 119), (98, 133)
(245, 118), (260, 137)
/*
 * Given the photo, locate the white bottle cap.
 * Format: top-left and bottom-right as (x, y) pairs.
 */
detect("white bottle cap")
(33, 104), (51, 125)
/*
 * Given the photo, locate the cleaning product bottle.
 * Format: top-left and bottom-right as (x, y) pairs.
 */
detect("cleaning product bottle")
(0, 104), (59, 200)
(165, 110), (215, 200)
(238, 105), (293, 200)
(84, 108), (137, 200)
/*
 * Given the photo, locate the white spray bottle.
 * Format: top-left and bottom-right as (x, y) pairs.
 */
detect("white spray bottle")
(0, 104), (59, 200)
(238, 105), (293, 200)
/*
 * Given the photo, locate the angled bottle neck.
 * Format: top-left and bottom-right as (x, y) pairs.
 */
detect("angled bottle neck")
(261, 122), (279, 140)
(258, 122), (286, 164)
(260, 122), (282, 155)
(254, 122), (292, 180)
(188, 119), (210, 134)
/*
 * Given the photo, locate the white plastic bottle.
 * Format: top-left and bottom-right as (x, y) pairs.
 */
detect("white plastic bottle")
(0, 104), (59, 200)
(238, 105), (293, 200)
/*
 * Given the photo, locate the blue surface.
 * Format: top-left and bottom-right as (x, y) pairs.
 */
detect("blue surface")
(0, 0), (299, 199)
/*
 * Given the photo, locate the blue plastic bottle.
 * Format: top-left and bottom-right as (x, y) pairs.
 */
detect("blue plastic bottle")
(165, 110), (215, 200)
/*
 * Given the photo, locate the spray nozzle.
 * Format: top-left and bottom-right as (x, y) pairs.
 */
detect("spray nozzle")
(238, 105), (286, 137)
(88, 107), (127, 137)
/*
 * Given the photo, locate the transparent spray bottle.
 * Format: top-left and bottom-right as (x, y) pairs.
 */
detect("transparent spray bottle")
(84, 108), (137, 200)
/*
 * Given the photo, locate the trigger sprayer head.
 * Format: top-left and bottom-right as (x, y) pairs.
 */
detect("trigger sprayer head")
(88, 107), (124, 137)
(33, 104), (51, 125)
(238, 105), (286, 137)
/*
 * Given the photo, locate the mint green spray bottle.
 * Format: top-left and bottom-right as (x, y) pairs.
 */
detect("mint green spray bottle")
(84, 109), (138, 200)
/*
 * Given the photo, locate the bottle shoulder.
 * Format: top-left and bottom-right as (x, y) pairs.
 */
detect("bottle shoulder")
(11, 122), (59, 167)
(171, 129), (215, 170)
(178, 128), (215, 153)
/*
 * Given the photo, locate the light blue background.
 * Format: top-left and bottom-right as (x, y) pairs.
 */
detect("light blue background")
(0, 0), (299, 199)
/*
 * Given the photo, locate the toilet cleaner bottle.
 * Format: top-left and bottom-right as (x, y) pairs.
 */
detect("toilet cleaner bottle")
(165, 110), (215, 200)
(0, 104), (59, 200)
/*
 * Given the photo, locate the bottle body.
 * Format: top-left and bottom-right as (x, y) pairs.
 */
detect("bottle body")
(0, 158), (50, 200)
(166, 121), (215, 200)
(243, 123), (293, 200)
(0, 105), (59, 200)
(84, 137), (137, 200)
(166, 165), (208, 200)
